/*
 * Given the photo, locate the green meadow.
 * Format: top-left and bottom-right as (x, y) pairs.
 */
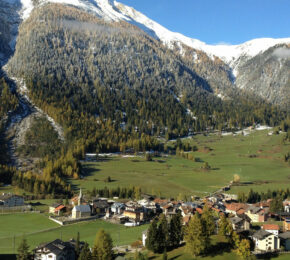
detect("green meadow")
(0, 213), (148, 254)
(72, 130), (289, 197)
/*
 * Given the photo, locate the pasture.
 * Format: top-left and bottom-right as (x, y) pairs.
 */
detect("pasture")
(72, 130), (289, 197)
(0, 213), (148, 254)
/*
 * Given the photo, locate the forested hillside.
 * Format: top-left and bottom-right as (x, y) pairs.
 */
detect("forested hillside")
(7, 3), (286, 154)
(0, 76), (18, 163)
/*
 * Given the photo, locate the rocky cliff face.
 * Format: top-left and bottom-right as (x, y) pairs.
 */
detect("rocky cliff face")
(0, 0), (21, 65)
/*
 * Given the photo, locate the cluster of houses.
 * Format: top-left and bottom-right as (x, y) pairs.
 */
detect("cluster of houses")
(3, 191), (290, 258)
(48, 190), (290, 254)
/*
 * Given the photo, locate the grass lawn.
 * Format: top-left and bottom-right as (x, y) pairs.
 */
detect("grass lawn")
(126, 234), (290, 260)
(127, 246), (290, 260)
(0, 185), (30, 196)
(0, 213), (148, 254)
(72, 130), (289, 198)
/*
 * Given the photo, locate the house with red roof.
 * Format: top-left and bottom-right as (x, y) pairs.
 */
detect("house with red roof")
(262, 224), (280, 236)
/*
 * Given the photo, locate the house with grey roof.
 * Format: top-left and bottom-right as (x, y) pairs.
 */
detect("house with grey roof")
(111, 202), (126, 215)
(229, 216), (250, 231)
(91, 199), (110, 215)
(34, 239), (76, 260)
(0, 193), (24, 207)
(279, 232), (290, 251)
(252, 229), (280, 251)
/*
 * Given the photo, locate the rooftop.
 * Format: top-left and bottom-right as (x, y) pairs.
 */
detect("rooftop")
(262, 224), (279, 231)
(253, 229), (273, 240)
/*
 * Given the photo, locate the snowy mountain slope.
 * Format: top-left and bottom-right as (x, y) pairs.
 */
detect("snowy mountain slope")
(2, 0), (289, 107)
(14, 0), (290, 75)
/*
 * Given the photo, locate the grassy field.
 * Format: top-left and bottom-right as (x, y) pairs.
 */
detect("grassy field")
(0, 213), (148, 254)
(126, 235), (290, 260)
(72, 130), (289, 198)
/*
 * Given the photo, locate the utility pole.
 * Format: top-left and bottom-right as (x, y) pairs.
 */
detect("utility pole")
(13, 235), (15, 253)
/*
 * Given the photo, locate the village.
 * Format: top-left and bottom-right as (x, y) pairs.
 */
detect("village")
(2, 188), (290, 259)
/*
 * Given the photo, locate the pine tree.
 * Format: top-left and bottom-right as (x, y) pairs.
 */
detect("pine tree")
(146, 218), (159, 252)
(17, 237), (30, 260)
(236, 239), (251, 259)
(78, 242), (91, 260)
(218, 214), (234, 244)
(169, 212), (183, 248)
(157, 214), (169, 253)
(231, 231), (241, 249)
(92, 229), (113, 260)
(184, 212), (207, 257)
(201, 203), (215, 237)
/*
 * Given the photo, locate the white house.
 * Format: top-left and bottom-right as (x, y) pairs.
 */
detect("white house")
(111, 202), (125, 215)
(252, 230), (280, 252)
(33, 239), (75, 260)
(0, 193), (24, 207)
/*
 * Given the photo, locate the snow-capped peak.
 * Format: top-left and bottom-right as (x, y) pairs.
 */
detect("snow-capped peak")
(17, 0), (290, 73)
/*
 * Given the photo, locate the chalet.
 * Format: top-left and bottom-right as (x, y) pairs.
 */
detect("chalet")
(252, 229), (280, 251)
(0, 193), (24, 207)
(34, 239), (76, 260)
(246, 206), (268, 222)
(229, 217), (250, 231)
(137, 199), (157, 214)
(111, 202), (125, 215)
(91, 199), (110, 215)
(49, 204), (66, 216)
(262, 224), (280, 236)
(225, 203), (248, 216)
(180, 206), (194, 217)
(279, 232), (290, 251)
(72, 205), (91, 219)
(162, 204), (175, 216)
(49, 204), (61, 214)
(123, 210), (144, 222)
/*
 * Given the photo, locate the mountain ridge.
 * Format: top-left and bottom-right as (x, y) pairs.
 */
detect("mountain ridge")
(10, 0), (290, 76)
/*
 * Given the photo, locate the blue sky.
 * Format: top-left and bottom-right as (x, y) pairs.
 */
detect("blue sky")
(120, 0), (290, 45)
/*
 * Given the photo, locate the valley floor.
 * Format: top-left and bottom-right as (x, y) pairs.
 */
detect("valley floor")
(72, 129), (289, 198)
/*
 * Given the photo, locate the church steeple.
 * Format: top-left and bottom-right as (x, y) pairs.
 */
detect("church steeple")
(78, 188), (83, 206)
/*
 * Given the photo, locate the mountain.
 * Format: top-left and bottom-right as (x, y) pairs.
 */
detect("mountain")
(0, 0), (288, 167)
(3, 0), (288, 107)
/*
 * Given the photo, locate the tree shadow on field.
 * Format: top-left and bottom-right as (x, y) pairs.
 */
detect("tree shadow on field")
(169, 255), (182, 259)
(255, 251), (280, 259)
(97, 157), (115, 162)
(81, 167), (100, 177)
(0, 255), (16, 260)
(207, 242), (231, 257)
